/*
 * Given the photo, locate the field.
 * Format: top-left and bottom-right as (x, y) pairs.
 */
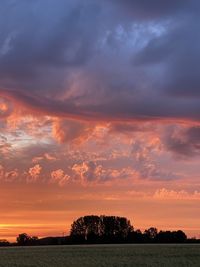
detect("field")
(0, 244), (199, 267)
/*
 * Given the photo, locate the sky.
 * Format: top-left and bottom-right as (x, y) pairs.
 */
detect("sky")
(0, 0), (200, 241)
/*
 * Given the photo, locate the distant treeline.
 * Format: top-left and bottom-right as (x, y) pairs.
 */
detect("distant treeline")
(1, 215), (199, 246)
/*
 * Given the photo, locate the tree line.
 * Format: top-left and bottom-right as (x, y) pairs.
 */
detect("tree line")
(0, 215), (199, 246)
(69, 215), (188, 244)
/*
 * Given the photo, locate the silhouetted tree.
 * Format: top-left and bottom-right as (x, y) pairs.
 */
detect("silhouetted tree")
(101, 216), (133, 242)
(16, 233), (39, 246)
(144, 227), (158, 242)
(156, 230), (172, 243)
(0, 239), (10, 246)
(156, 230), (187, 243)
(70, 215), (133, 243)
(17, 233), (31, 245)
(173, 230), (187, 243)
(70, 215), (102, 243)
(128, 229), (145, 243)
(29, 236), (39, 245)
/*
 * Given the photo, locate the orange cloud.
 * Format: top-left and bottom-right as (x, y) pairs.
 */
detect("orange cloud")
(32, 153), (57, 163)
(0, 165), (4, 179)
(0, 165), (19, 182)
(0, 98), (12, 118)
(5, 169), (19, 182)
(50, 169), (70, 187)
(28, 164), (42, 183)
(52, 119), (94, 144)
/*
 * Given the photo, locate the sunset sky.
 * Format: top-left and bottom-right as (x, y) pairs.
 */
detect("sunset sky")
(0, 0), (200, 241)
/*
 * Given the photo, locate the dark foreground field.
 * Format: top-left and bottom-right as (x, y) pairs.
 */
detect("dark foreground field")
(0, 244), (199, 267)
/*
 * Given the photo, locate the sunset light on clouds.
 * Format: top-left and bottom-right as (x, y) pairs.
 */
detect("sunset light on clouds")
(0, 0), (200, 241)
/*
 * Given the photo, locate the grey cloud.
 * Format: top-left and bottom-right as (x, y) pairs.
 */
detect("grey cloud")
(112, 0), (189, 20)
(135, 13), (200, 98)
(0, 0), (200, 122)
(131, 140), (179, 180)
(0, 0), (102, 94)
(164, 126), (200, 157)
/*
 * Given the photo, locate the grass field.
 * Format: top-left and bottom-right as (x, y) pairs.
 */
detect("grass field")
(0, 244), (199, 267)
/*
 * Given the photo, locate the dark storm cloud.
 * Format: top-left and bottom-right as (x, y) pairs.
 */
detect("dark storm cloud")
(0, 0), (102, 93)
(135, 13), (200, 98)
(0, 0), (200, 121)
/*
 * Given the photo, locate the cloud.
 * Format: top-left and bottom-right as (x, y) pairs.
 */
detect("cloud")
(108, 122), (153, 135)
(72, 161), (102, 183)
(0, 1), (200, 123)
(32, 153), (57, 163)
(154, 188), (200, 200)
(0, 135), (12, 157)
(0, 98), (12, 118)
(28, 164), (42, 183)
(5, 169), (18, 182)
(112, 0), (188, 20)
(163, 125), (200, 157)
(1, 0), (200, 189)
(52, 119), (94, 144)
(72, 161), (136, 184)
(0, 164), (19, 182)
(0, 164), (4, 179)
(44, 153), (57, 161)
(50, 169), (70, 187)
(131, 139), (179, 180)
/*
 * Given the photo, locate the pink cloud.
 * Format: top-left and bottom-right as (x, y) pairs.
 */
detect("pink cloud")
(154, 188), (200, 200)
(52, 119), (94, 144)
(0, 98), (13, 118)
(5, 169), (19, 182)
(28, 164), (42, 183)
(50, 169), (70, 187)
